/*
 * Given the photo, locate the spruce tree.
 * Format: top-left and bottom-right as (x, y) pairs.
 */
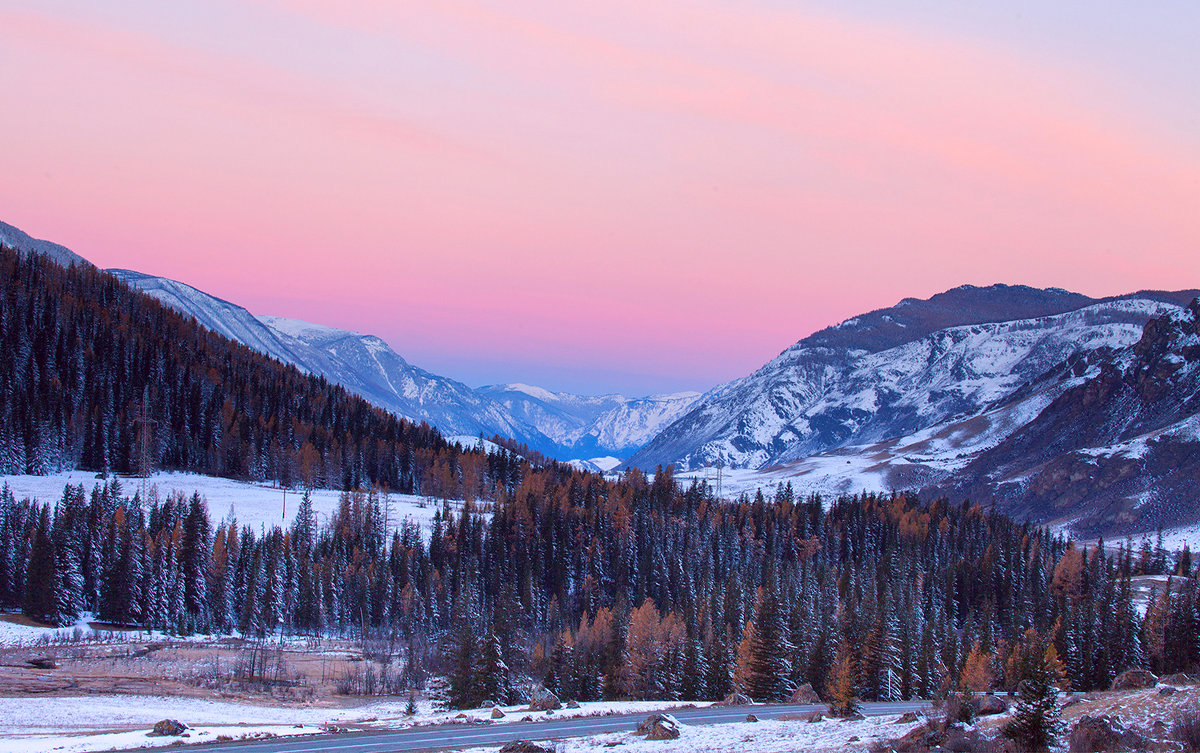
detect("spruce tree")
(472, 630), (511, 705)
(1003, 643), (1066, 753)
(22, 505), (55, 623)
(743, 582), (794, 701)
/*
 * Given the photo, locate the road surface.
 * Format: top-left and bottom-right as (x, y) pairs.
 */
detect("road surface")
(131, 700), (929, 753)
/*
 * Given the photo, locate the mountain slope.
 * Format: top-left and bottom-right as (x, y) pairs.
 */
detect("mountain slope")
(924, 300), (1200, 538)
(110, 268), (691, 460)
(478, 384), (699, 458)
(0, 221), (91, 268)
(629, 285), (1194, 471)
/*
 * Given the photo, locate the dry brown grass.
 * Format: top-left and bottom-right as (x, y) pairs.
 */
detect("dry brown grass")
(0, 634), (394, 708)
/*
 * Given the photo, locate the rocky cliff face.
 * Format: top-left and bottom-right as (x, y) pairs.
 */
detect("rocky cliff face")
(628, 286), (1187, 472)
(925, 299), (1200, 538)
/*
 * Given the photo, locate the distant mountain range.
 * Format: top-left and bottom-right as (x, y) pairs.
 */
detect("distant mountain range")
(6, 219), (1199, 537)
(103, 270), (698, 464)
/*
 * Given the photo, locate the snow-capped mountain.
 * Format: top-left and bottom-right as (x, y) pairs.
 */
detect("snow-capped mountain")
(109, 269), (556, 447)
(479, 384), (699, 459)
(110, 270), (309, 366)
(924, 299), (1200, 538)
(629, 285), (1197, 472)
(105, 263), (694, 461)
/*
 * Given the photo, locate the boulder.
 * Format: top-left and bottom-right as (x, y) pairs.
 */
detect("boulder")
(895, 712), (921, 724)
(890, 722), (947, 752)
(1110, 669), (1157, 691)
(840, 712), (866, 722)
(1160, 686), (1178, 696)
(1160, 673), (1200, 686)
(977, 694), (1009, 716)
(26, 657), (58, 669)
(1068, 715), (1149, 753)
(789, 683), (821, 704)
(718, 692), (752, 706)
(805, 711), (826, 723)
(528, 686), (562, 711)
(566, 699), (581, 709)
(149, 719), (188, 737)
(492, 707), (506, 719)
(499, 742), (555, 753)
(945, 728), (990, 753)
(745, 714), (759, 722)
(636, 714), (682, 740)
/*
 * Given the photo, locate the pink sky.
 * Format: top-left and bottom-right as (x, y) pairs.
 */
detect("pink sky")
(2, 0), (1198, 394)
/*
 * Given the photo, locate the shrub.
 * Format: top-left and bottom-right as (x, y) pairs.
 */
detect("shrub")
(1173, 705), (1200, 753)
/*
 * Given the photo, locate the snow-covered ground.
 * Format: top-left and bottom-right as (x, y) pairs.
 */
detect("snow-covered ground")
(0, 471), (465, 535)
(456, 713), (923, 753)
(0, 695), (711, 753)
(0, 613), (103, 646)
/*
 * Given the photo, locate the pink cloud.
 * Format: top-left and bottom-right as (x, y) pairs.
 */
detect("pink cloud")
(1, 1), (1197, 392)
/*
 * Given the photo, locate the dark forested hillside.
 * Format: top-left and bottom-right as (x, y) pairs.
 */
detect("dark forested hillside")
(0, 246), (541, 495)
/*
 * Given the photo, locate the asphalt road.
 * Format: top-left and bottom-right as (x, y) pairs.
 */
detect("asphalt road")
(138, 700), (930, 753)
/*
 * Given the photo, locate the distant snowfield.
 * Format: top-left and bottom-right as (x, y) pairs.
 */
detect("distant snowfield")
(0, 695), (711, 753)
(0, 471), (466, 535)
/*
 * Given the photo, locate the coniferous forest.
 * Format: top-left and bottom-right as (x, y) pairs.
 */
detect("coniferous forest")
(2, 247), (1198, 709)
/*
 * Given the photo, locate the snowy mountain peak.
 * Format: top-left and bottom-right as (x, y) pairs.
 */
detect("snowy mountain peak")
(628, 286), (1192, 472)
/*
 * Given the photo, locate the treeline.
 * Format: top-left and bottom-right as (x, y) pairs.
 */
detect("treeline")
(2, 474), (1195, 707)
(0, 247), (542, 497)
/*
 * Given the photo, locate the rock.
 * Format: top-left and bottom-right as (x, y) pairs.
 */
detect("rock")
(789, 683), (821, 704)
(1159, 686), (1178, 696)
(528, 686), (562, 711)
(805, 711), (826, 723)
(1063, 693), (1086, 707)
(1110, 669), (1157, 691)
(499, 742), (555, 753)
(896, 712), (921, 724)
(892, 722), (947, 752)
(454, 713), (469, 719)
(977, 694), (1009, 716)
(636, 714), (682, 740)
(149, 719), (188, 737)
(745, 714), (759, 722)
(848, 735), (860, 743)
(566, 699), (581, 709)
(647, 721), (681, 740)
(717, 692), (752, 706)
(1160, 673), (1200, 686)
(945, 728), (988, 753)
(1068, 715), (1149, 753)
(26, 657), (58, 669)
(492, 707), (506, 719)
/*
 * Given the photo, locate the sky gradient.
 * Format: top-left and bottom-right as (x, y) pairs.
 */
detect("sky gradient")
(2, 1), (1198, 395)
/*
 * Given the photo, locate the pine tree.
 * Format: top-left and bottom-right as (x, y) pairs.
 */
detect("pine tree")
(741, 582), (794, 701)
(22, 504), (55, 623)
(1003, 642), (1066, 753)
(472, 630), (511, 705)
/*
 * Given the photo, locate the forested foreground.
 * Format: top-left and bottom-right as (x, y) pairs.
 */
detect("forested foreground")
(2, 473), (1195, 708)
